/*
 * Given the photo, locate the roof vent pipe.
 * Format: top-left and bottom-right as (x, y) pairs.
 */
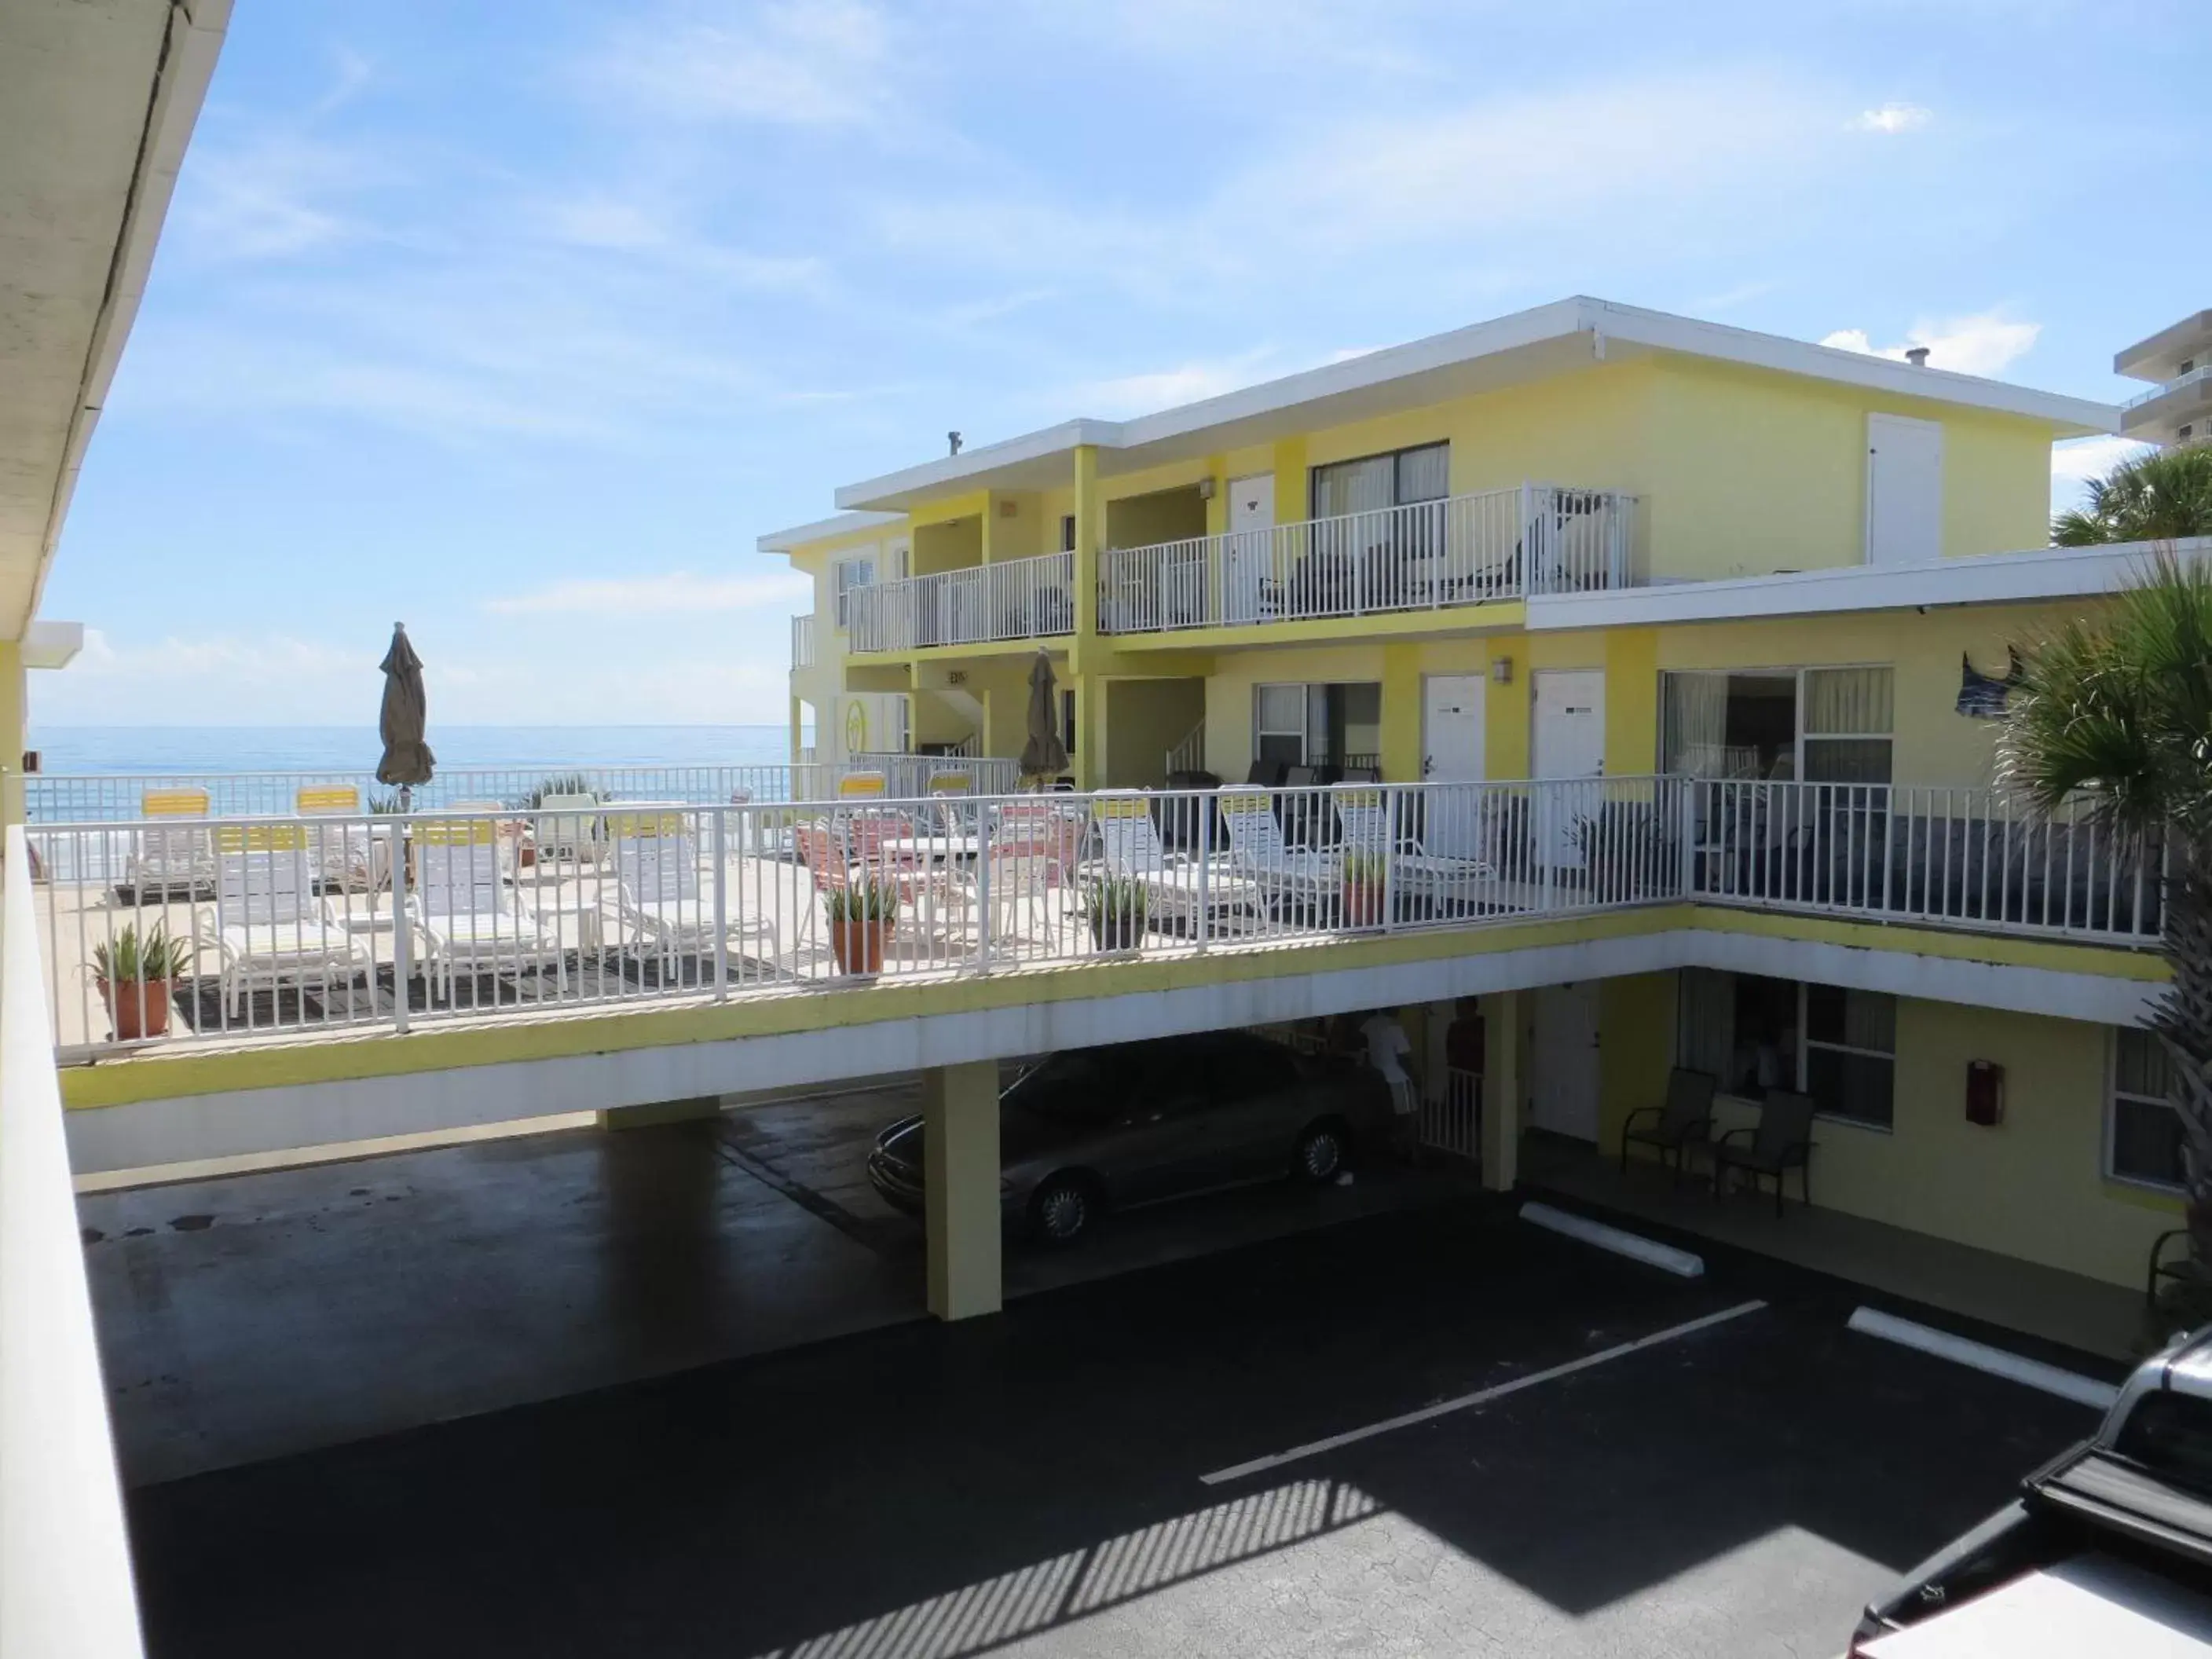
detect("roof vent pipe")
(1905, 346), (1931, 368)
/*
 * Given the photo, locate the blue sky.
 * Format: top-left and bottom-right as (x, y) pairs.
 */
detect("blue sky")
(36, 0), (2212, 727)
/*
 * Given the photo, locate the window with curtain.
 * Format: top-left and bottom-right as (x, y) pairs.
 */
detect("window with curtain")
(1309, 442), (1449, 518)
(1661, 673), (1732, 777)
(2110, 1027), (2183, 1189)
(833, 555), (876, 628)
(1802, 666), (1893, 783)
(1678, 970), (1894, 1127)
(1255, 683), (1306, 768)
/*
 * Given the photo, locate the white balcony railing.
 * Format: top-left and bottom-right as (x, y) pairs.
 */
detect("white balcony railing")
(2124, 361), (2212, 412)
(24, 774), (2161, 1061)
(848, 550), (1075, 654)
(1683, 779), (2165, 943)
(1097, 484), (1639, 634)
(791, 612), (815, 670)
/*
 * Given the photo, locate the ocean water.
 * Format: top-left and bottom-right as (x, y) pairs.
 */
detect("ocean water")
(27, 725), (792, 776)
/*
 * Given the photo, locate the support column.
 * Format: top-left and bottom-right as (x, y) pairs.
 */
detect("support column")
(1068, 444), (1108, 789)
(925, 1059), (1002, 1320)
(1479, 990), (1521, 1192)
(1381, 643), (1421, 784)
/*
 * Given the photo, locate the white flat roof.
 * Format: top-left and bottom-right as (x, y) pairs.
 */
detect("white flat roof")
(756, 510), (903, 555)
(833, 296), (2119, 512)
(1525, 536), (2212, 632)
(2116, 309), (2212, 382)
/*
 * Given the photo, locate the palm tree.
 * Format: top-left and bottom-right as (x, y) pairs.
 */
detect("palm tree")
(2053, 445), (2212, 545)
(1999, 553), (2212, 1285)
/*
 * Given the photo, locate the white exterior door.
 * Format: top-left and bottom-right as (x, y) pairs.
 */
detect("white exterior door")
(1422, 674), (1487, 857)
(1865, 413), (1943, 566)
(1529, 982), (1601, 1141)
(1224, 474), (1274, 624)
(1533, 669), (1605, 869)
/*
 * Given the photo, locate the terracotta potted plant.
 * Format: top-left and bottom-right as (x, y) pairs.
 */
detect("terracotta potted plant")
(1086, 877), (1148, 951)
(1340, 850), (1387, 927)
(826, 879), (899, 974)
(90, 921), (193, 1041)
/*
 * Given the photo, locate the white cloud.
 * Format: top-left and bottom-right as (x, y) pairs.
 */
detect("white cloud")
(486, 571), (811, 617)
(1819, 312), (2041, 376)
(178, 135), (384, 261)
(2051, 436), (2155, 483)
(597, 1), (892, 126)
(1852, 101), (1931, 134)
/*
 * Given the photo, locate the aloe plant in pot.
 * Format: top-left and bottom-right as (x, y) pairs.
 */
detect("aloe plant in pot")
(90, 921), (195, 1041)
(824, 880), (899, 974)
(1340, 849), (1388, 927)
(1086, 877), (1148, 950)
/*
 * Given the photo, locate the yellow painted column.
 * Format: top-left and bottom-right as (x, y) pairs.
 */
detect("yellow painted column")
(1272, 437), (1309, 526)
(1479, 990), (1522, 1192)
(1487, 646), (1529, 780)
(1603, 628), (1660, 778)
(788, 696), (804, 767)
(1068, 444), (1109, 789)
(1380, 643), (1421, 783)
(925, 1059), (1002, 1320)
(1203, 454), (1229, 537)
(1071, 445), (1100, 641)
(0, 639), (24, 830)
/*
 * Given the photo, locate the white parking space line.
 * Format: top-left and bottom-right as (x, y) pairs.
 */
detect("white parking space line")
(1846, 1307), (2119, 1411)
(1200, 1300), (1767, 1486)
(1520, 1201), (1705, 1277)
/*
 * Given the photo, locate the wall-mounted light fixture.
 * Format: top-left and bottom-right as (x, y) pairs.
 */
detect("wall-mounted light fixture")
(1196, 476), (1218, 500)
(1491, 657), (1514, 685)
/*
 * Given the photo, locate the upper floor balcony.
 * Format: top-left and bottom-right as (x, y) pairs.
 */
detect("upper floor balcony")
(848, 550), (1075, 654)
(1097, 483), (1639, 637)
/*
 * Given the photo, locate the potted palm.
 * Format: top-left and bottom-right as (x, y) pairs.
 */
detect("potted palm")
(1086, 877), (1148, 950)
(1340, 850), (1388, 926)
(90, 922), (194, 1041)
(825, 880), (899, 974)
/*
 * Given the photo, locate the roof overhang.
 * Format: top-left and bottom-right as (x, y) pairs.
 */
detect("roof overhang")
(2115, 310), (2212, 383)
(1525, 537), (2212, 632)
(834, 296), (2120, 513)
(21, 619), (84, 669)
(0, 0), (229, 640)
(755, 509), (904, 555)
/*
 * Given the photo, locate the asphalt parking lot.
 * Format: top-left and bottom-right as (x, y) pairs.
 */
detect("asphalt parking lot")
(126, 1195), (2109, 1659)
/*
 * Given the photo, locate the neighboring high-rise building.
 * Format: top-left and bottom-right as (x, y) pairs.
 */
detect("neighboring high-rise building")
(2116, 308), (2212, 446)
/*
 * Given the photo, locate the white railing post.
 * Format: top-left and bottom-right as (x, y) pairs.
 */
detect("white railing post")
(975, 803), (994, 970)
(712, 808), (729, 1001)
(1196, 795), (1211, 952)
(1518, 482), (1539, 595)
(390, 816), (411, 1035)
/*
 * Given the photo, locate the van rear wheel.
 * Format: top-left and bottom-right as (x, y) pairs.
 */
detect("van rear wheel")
(1295, 1122), (1348, 1185)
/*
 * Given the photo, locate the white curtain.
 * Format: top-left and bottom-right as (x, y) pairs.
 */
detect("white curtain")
(1804, 667), (1893, 734)
(1661, 672), (1730, 777)
(1677, 969), (1734, 1081)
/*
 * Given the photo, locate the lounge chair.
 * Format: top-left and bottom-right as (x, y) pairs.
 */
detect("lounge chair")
(1216, 788), (1338, 909)
(604, 812), (778, 978)
(412, 820), (568, 1001)
(295, 784), (386, 892)
(123, 788), (217, 898)
(533, 792), (602, 863)
(1618, 1068), (1719, 1182)
(837, 771), (888, 800)
(1090, 791), (1257, 932)
(195, 824), (374, 1020)
(1710, 1090), (1817, 1217)
(1332, 786), (1496, 905)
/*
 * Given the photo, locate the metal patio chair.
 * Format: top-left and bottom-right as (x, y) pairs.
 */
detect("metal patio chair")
(1618, 1067), (1719, 1184)
(1710, 1090), (1817, 1217)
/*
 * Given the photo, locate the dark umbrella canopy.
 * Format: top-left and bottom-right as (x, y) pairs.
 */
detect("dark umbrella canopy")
(375, 622), (436, 790)
(1019, 650), (1068, 778)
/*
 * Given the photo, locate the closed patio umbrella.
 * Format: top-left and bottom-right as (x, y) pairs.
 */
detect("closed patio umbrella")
(375, 621), (435, 808)
(1019, 650), (1068, 780)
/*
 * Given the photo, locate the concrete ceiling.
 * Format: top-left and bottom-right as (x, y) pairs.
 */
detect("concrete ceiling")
(0, 0), (227, 639)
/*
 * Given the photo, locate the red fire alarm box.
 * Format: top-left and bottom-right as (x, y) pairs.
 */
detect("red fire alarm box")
(1966, 1060), (2005, 1127)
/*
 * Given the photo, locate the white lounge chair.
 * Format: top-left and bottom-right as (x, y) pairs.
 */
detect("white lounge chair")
(123, 788), (217, 898)
(295, 783), (386, 892)
(195, 824), (374, 1019)
(1215, 788), (1339, 907)
(412, 821), (568, 1000)
(533, 792), (602, 862)
(1090, 791), (1257, 931)
(1333, 786), (1496, 903)
(605, 811), (778, 974)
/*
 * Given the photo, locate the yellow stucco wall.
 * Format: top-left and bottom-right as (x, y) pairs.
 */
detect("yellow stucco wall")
(1600, 975), (2178, 1290)
(1104, 677), (1206, 787)
(1643, 357), (2055, 580)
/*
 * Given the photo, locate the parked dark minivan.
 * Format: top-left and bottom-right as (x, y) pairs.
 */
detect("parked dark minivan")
(867, 1031), (1394, 1243)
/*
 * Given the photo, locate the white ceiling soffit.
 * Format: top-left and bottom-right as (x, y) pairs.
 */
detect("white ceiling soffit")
(833, 296), (2119, 512)
(0, 0), (231, 640)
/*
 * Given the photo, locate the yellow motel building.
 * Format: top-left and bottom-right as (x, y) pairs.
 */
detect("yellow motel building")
(764, 295), (2196, 1301)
